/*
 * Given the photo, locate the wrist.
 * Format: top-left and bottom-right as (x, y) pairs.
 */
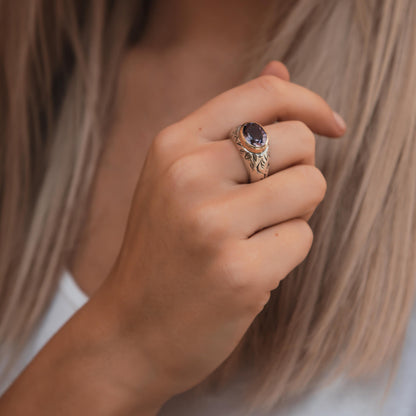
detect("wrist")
(0, 278), (173, 416)
(71, 277), (177, 415)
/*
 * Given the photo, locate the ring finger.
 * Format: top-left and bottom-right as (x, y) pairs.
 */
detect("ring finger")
(201, 120), (316, 184)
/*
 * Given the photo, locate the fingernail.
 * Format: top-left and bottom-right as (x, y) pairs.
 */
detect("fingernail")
(332, 111), (347, 132)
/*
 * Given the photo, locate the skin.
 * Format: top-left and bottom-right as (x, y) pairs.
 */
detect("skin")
(0, 72), (345, 416)
(0, 1), (347, 415)
(68, 0), (284, 296)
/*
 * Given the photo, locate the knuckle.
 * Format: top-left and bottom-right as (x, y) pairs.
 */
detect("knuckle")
(292, 218), (314, 256)
(165, 153), (202, 191)
(187, 202), (227, 243)
(295, 165), (327, 203)
(152, 133), (173, 160)
(214, 243), (271, 314)
(159, 121), (184, 139)
(215, 243), (253, 291)
(255, 74), (283, 96)
(309, 166), (327, 202)
(152, 122), (184, 158)
(292, 120), (316, 161)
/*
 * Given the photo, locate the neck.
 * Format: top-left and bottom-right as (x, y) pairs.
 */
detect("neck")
(139, 0), (274, 54)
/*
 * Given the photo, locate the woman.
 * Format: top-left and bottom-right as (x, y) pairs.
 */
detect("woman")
(0, 0), (415, 414)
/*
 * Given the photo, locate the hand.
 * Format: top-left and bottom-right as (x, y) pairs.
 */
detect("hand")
(103, 61), (346, 401)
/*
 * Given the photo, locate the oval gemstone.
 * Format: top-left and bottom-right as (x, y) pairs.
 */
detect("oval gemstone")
(242, 123), (267, 148)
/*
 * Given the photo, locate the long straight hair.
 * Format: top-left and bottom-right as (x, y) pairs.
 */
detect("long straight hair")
(1, 0), (415, 413)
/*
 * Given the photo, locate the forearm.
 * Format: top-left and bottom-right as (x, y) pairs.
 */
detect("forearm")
(0, 278), (173, 415)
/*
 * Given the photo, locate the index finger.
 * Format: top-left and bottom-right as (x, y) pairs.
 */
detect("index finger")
(182, 75), (346, 140)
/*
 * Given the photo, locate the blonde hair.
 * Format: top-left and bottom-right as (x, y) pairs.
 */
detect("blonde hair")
(1, 0), (415, 413)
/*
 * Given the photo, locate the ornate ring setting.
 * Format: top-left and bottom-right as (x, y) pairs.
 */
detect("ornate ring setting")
(230, 122), (270, 182)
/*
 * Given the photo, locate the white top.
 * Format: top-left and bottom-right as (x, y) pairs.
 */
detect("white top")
(0, 270), (88, 397)
(1, 269), (416, 415)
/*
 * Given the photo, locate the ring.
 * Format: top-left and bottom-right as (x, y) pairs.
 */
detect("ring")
(230, 122), (270, 182)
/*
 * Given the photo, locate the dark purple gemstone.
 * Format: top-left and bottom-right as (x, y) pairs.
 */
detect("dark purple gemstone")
(242, 123), (267, 148)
